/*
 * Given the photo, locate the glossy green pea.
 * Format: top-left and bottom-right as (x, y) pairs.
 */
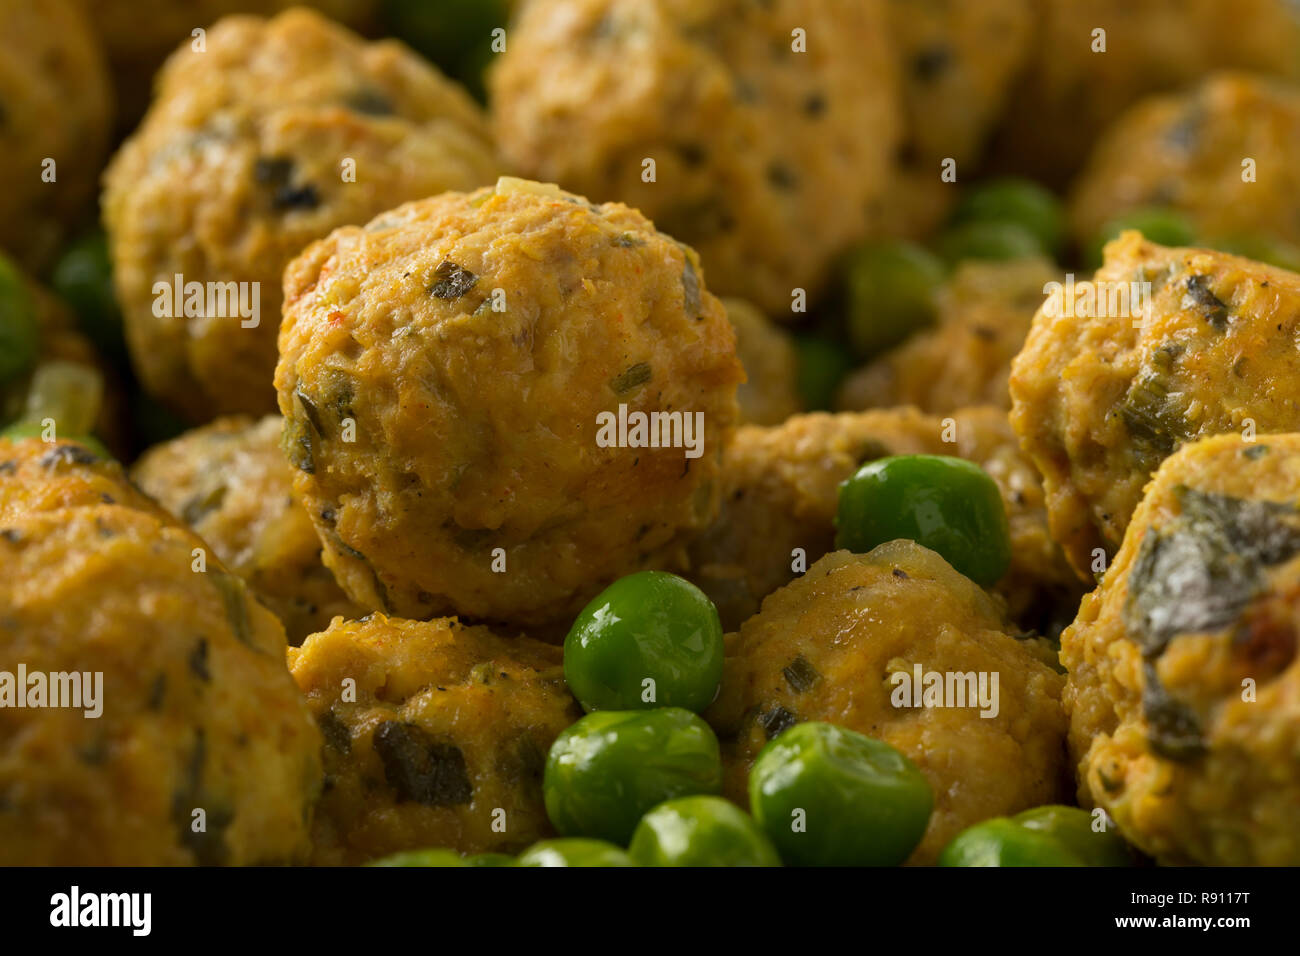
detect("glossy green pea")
(842, 240), (946, 358)
(1208, 234), (1300, 273)
(951, 178), (1066, 257)
(564, 571), (724, 713)
(0, 252), (39, 386)
(939, 817), (1084, 866)
(516, 839), (634, 868)
(366, 848), (469, 867)
(793, 334), (855, 411)
(748, 721), (932, 866)
(544, 708), (723, 845)
(465, 853), (516, 867)
(835, 454), (1011, 587)
(1013, 805), (1135, 867)
(0, 424), (110, 460)
(628, 796), (782, 867)
(50, 232), (127, 368)
(934, 221), (1045, 268)
(1087, 207), (1197, 267)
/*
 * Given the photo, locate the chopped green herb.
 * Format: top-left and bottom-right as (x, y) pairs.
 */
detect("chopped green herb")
(781, 656), (821, 693)
(373, 721), (473, 806)
(430, 260), (479, 299)
(1181, 274), (1229, 331)
(610, 362), (652, 395)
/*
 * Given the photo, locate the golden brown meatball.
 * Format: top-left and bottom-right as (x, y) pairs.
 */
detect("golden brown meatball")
(0, 498), (321, 865)
(704, 543), (1070, 865)
(0, 0), (112, 270)
(132, 415), (363, 645)
(89, 0), (378, 135)
(986, 0), (1300, 187)
(724, 298), (800, 426)
(687, 406), (1082, 634)
(276, 177), (743, 629)
(837, 258), (1056, 414)
(1011, 231), (1300, 577)
(288, 613), (581, 864)
(1064, 433), (1300, 865)
(1069, 73), (1300, 251)
(490, 0), (900, 314)
(104, 8), (503, 421)
(881, 0), (1032, 235)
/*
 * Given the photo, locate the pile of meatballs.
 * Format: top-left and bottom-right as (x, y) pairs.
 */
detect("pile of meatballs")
(2, 0), (1299, 867)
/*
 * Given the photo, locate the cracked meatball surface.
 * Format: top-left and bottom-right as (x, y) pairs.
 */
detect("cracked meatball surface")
(288, 613), (581, 865)
(1064, 433), (1300, 865)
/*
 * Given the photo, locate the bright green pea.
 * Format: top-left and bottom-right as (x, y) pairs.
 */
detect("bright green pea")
(21, 360), (103, 437)
(842, 240), (946, 358)
(748, 721), (932, 866)
(939, 817), (1085, 866)
(0, 424), (110, 460)
(0, 252), (39, 386)
(366, 848), (469, 867)
(544, 708), (722, 845)
(1013, 805), (1135, 867)
(952, 178), (1066, 257)
(564, 571), (724, 713)
(516, 839), (633, 868)
(1087, 207), (1197, 267)
(835, 454), (1011, 587)
(793, 334), (855, 411)
(50, 231), (127, 368)
(934, 221), (1045, 268)
(465, 853), (516, 867)
(1207, 234), (1300, 273)
(628, 796), (782, 867)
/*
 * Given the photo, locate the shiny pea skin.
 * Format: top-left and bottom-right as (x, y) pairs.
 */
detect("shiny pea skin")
(516, 838), (633, 867)
(544, 708), (723, 844)
(1087, 207), (1196, 267)
(935, 220), (1044, 268)
(564, 571), (724, 713)
(842, 240), (946, 358)
(835, 454), (1011, 587)
(0, 252), (39, 386)
(1013, 805), (1134, 867)
(748, 721), (932, 866)
(952, 178), (1066, 257)
(939, 817), (1086, 867)
(366, 848), (469, 867)
(628, 796), (782, 867)
(465, 853), (516, 867)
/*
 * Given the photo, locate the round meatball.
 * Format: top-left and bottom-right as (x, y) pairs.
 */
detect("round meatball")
(132, 415), (363, 645)
(0, 437), (162, 522)
(0, 498), (321, 865)
(724, 298), (800, 426)
(276, 177), (743, 628)
(288, 613), (581, 864)
(1069, 73), (1300, 250)
(687, 406), (1082, 634)
(0, 0), (112, 270)
(705, 543), (1070, 865)
(837, 258), (1056, 414)
(986, 0), (1300, 187)
(1011, 231), (1300, 577)
(103, 8), (503, 421)
(490, 0), (900, 314)
(1064, 433), (1300, 865)
(91, 0), (378, 135)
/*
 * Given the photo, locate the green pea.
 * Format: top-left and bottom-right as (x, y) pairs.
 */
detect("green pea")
(1013, 805), (1135, 867)
(934, 221), (1045, 268)
(1207, 234), (1300, 273)
(842, 240), (946, 358)
(544, 708), (723, 845)
(21, 360), (103, 437)
(793, 334), (855, 411)
(564, 571), (724, 713)
(835, 454), (1011, 587)
(381, 0), (509, 80)
(952, 178), (1066, 257)
(516, 839), (634, 868)
(748, 721), (932, 866)
(50, 231), (127, 368)
(939, 817), (1085, 866)
(0, 252), (39, 386)
(0, 424), (110, 460)
(465, 852), (516, 867)
(366, 848), (469, 867)
(628, 796), (782, 867)
(1087, 207), (1197, 267)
